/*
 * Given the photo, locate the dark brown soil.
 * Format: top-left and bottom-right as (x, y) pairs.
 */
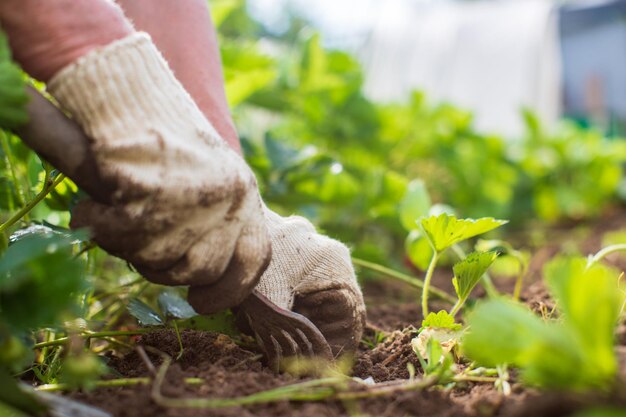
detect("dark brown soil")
(68, 209), (626, 417)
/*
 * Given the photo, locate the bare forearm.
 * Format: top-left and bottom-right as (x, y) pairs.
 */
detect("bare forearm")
(117, 0), (241, 154)
(0, 0), (133, 82)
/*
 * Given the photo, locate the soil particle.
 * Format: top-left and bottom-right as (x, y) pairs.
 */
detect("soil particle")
(353, 327), (421, 381)
(450, 383), (505, 417)
(365, 303), (421, 331)
(71, 328), (466, 417)
(520, 280), (554, 314)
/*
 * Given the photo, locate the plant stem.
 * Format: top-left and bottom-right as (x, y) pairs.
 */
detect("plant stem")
(333, 376), (437, 400)
(587, 244), (626, 268)
(0, 173), (65, 234)
(0, 131), (25, 209)
(351, 257), (455, 304)
(453, 375), (498, 383)
(172, 320), (184, 360)
(153, 356), (341, 408)
(448, 297), (466, 317)
(421, 251), (440, 318)
(36, 377), (205, 392)
(150, 356), (437, 409)
(33, 330), (149, 349)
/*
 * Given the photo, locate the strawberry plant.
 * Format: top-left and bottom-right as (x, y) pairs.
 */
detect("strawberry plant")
(463, 250), (626, 390)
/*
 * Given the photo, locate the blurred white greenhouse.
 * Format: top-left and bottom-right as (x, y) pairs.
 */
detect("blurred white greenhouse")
(249, 0), (626, 137)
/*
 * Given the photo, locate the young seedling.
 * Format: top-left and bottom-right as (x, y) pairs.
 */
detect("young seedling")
(127, 291), (198, 360)
(412, 310), (462, 367)
(127, 290), (240, 359)
(462, 251), (626, 390)
(419, 213), (507, 318)
(411, 336), (456, 386)
(412, 249), (497, 370)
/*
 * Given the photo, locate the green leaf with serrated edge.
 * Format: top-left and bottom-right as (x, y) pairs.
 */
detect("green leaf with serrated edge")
(544, 257), (624, 382)
(399, 179), (431, 231)
(0, 31), (28, 129)
(421, 310), (462, 331)
(452, 251), (498, 300)
(157, 290), (197, 320)
(127, 298), (164, 326)
(420, 213), (507, 253)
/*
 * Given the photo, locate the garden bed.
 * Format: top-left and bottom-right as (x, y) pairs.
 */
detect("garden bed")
(67, 209), (626, 417)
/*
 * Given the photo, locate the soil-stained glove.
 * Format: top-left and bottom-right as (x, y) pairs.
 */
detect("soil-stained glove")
(48, 33), (271, 313)
(249, 208), (366, 356)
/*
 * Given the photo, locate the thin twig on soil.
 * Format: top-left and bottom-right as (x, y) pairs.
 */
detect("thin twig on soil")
(136, 346), (157, 376)
(33, 330), (150, 349)
(35, 377), (204, 392)
(150, 355), (438, 409)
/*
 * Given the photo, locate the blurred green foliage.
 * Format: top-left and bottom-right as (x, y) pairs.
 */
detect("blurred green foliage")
(463, 256), (625, 390)
(212, 0), (626, 266)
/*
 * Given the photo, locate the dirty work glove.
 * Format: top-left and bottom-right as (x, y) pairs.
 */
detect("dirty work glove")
(48, 33), (271, 313)
(251, 208), (366, 356)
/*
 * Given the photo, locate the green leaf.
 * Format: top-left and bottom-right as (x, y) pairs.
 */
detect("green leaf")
(209, 0), (242, 28)
(413, 337), (456, 382)
(0, 368), (47, 415)
(544, 257), (624, 380)
(462, 298), (550, 367)
(452, 251), (498, 301)
(157, 290), (197, 320)
(420, 213), (507, 253)
(405, 230), (433, 270)
(0, 176), (19, 210)
(0, 232), (86, 332)
(0, 335), (34, 372)
(572, 408), (626, 417)
(0, 402), (29, 417)
(127, 299), (164, 327)
(264, 136), (301, 171)
(399, 179), (431, 231)
(0, 31), (29, 130)
(421, 310), (462, 331)
(462, 296), (600, 389)
(59, 353), (108, 391)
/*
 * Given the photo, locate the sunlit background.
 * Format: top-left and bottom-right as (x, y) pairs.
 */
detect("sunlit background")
(250, 0), (626, 137)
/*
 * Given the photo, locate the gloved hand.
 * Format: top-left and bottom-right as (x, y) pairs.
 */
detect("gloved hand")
(251, 208), (366, 355)
(1, 2), (271, 313)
